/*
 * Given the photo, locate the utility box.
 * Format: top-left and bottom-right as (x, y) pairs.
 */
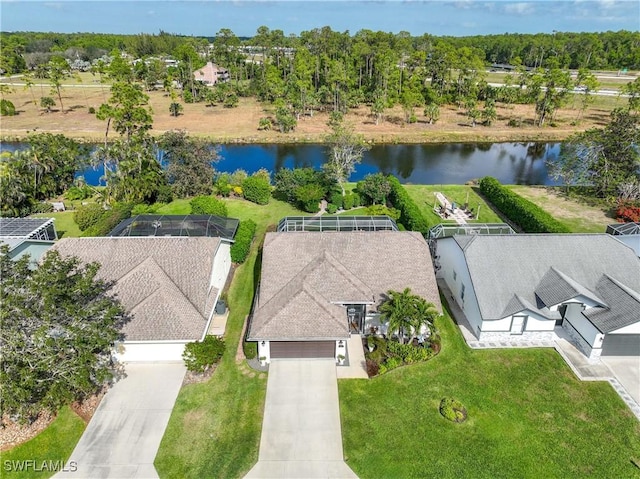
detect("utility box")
(215, 300), (226, 315)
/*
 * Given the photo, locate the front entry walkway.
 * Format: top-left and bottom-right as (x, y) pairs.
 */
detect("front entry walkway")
(245, 359), (358, 479)
(55, 363), (186, 479)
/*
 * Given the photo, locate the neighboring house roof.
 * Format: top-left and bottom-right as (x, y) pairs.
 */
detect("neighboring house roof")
(451, 234), (640, 323)
(248, 231), (441, 341)
(49, 237), (222, 341)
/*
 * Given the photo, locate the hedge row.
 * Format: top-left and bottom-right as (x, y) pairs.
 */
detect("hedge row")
(478, 177), (570, 233)
(81, 203), (133, 237)
(230, 219), (257, 263)
(387, 175), (429, 233)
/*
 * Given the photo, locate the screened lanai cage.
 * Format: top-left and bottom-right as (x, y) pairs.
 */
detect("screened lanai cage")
(109, 215), (239, 240)
(606, 222), (640, 236)
(277, 215), (399, 232)
(427, 223), (515, 240)
(0, 217), (57, 241)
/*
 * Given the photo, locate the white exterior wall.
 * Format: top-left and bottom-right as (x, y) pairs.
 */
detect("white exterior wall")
(210, 242), (231, 293)
(258, 340), (271, 364)
(436, 238), (483, 336)
(609, 322), (640, 334)
(480, 311), (554, 332)
(114, 341), (187, 362)
(565, 313), (601, 346)
(548, 295), (602, 312)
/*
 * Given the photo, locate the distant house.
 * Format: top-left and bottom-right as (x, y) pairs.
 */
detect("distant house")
(0, 217), (57, 265)
(435, 234), (640, 359)
(607, 222), (640, 257)
(193, 62), (229, 86)
(247, 216), (441, 363)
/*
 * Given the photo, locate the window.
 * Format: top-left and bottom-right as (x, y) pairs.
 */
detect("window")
(453, 270), (457, 281)
(461, 283), (466, 301)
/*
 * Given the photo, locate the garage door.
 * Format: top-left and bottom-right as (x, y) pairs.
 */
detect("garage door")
(601, 335), (640, 356)
(271, 341), (335, 359)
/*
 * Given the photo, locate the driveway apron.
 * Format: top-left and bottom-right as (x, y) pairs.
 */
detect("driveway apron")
(55, 362), (186, 479)
(245, 359), (357, 479)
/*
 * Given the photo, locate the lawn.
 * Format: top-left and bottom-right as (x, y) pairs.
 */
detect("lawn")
(508, 186), (614, 233)
(0, 407), (85, 479)
(404, 184), (504, 228)
(339, 301), (640, 479)
(154, 197), (308, 478)
(31, 211), (81, 238)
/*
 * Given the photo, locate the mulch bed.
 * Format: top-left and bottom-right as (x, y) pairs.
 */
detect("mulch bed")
(182, 364), (218, 386)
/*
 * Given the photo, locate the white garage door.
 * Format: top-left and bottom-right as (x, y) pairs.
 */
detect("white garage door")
(114, 342), (187, 362)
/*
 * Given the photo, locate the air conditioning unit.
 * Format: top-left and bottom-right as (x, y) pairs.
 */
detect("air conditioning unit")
(215, 300), (226, 315)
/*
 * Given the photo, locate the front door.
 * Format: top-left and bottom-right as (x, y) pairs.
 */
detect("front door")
(347, 304), (366, 334)
(510, 316), (526, 335)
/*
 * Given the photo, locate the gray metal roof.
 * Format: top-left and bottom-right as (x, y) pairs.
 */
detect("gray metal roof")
(248, 231), (441, 341)
(451, 234), (640, 323)
(50, 237), (222, 341)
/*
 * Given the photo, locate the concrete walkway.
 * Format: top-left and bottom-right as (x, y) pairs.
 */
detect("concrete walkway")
(245, 360), (358, 479)
(55, 363), (186, 479)
(337, 334), (368, 379)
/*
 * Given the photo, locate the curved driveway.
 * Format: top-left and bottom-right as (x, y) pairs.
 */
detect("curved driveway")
(245, 359), (357, 479)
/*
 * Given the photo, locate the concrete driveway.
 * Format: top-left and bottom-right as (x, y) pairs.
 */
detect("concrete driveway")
(245, 359), (357, 479)
(601, 356), (640, 404)
(55, 363), (186, 479)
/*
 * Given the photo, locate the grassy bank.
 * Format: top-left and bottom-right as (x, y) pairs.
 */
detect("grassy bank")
(339, 300), (640, 479)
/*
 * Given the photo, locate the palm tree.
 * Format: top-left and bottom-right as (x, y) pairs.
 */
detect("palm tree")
(379, 288), (416, 344)
(410, 298), (440, 343)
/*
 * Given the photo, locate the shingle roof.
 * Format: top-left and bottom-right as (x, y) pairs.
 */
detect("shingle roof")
(452, 234), (640, 321)
(535, 267), (606, 309)
(584, 275), (640, 333)
(248, 231), (441, 341)
(49, 237), (221, 341)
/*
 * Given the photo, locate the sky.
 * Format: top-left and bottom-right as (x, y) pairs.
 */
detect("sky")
(0, 0), (638, 37)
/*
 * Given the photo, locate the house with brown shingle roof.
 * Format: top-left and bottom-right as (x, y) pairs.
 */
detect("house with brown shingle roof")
(193, 62), (229, 86)
(247, 226), (441, 363)
(50, 236), (232, 362)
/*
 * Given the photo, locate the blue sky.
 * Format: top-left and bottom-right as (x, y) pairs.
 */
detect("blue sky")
(1, 1), (638, 37)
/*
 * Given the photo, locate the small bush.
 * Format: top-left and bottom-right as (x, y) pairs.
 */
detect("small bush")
(214, 173), (233, 197)
(88, 106), (96, 114)
(330, 191), (343, 209)
(230, 219), (256, 263)
(190, 196), (228, 217)
(327, 203), (338, 214)
(65, 185), (93, 201)
(0, 99), (17, 116)
(365, 204), (400, 220)
(343, 193), (355, 210)
(616, 203), (640, 223)
(183, 335), (226, 373)
(439, 397), (468, 423)
(243, 340), (257, 359)
(384, 356), (402, 371)
(351, 192), (361, 208)
(74, 203), (105, 231)
(242, 176), (271, 205)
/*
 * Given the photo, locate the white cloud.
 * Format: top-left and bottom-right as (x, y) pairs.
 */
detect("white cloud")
(503, 2), (535, 15)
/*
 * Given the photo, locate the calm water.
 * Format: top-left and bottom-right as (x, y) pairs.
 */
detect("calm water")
(0, 142), (561, 186)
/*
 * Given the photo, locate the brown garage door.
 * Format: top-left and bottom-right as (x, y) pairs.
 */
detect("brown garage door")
(271, 341), (335, 359)
(601, 334), (640, 356)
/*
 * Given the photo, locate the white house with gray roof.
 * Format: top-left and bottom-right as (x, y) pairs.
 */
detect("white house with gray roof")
(434, 234), (640, 359)
(247, 229), (441, 363)
(50, 236), (232, 362)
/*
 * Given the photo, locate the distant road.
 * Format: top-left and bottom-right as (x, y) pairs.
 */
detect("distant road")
(486, 82), (628, 97)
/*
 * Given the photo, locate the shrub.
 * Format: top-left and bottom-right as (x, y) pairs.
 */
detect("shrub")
(214, 173), (233, 197)
(616, 203), (640, 223)
(384, 356), (403, 371)
(387, 175), (430, 232)
(131, 202), (165, 215)
(243, 340), (257, 359)
(65, 185), (93, 201)
(183, 335), (226, 373)
(439, 397), (468, 423)
(0, 99), (16, 116)
(351, 192), (361, 208)
(343, 193), (355, 210)
(330, 191), (343, 209)
(74, 203), (105, 231)
(81, 203), (133, 237)
(230, 169), (248, 187)
(230, 219), (256, 263)
(365, 359), (379, 377)
(190, 196), (228, 217)
(258, 117), (272, 131)
(327, 203), (338, 214)
(357, 173), (392, 205)
(295, 183), (325, 213)
(88, 106), (96, 114)
(31, 202), (54, 213)
(365, 204), (400, 220)
(478, 177), (570, 233)
(242, 176), (272, 205)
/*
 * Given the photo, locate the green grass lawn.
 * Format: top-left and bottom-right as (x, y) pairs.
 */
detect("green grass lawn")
(31, 211), (81, 238)
(339, 302), (640, 479)
(404, 184), (504, 227)
(0, 407), (85, 479)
